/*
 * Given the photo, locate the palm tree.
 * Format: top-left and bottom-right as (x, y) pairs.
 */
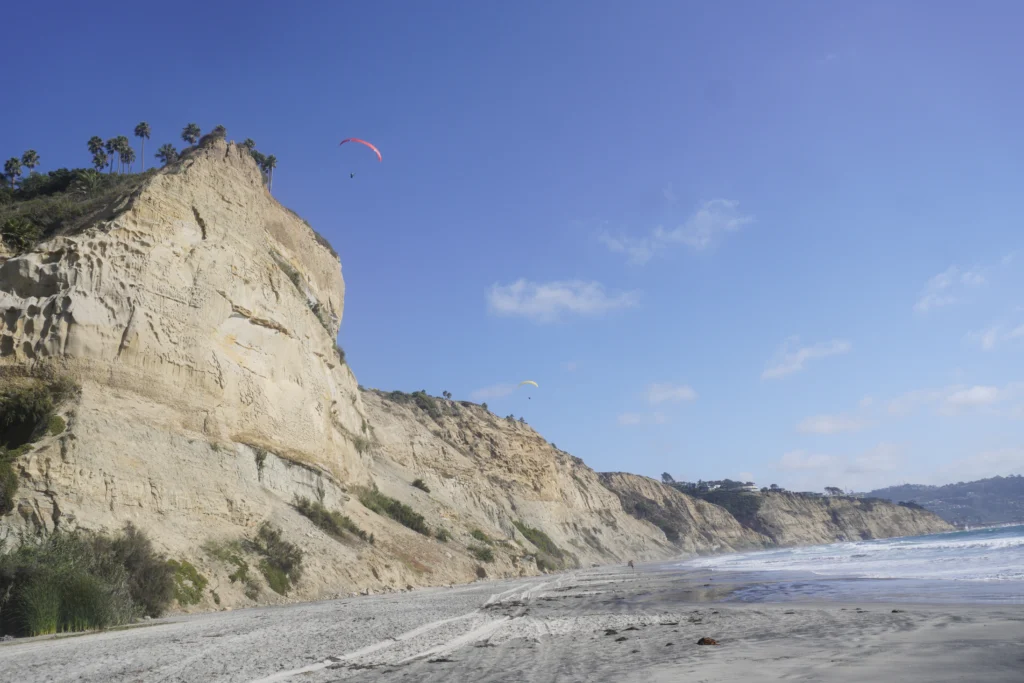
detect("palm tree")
(211, 125), (226, 137)
(181, 123), (201, 147)
(120, 147), (136, 173)
(134, 122), (151, 171)
(242, 138), (256, 150)
(92, 151), (109, 171)
(20, 150), (40, 175)
(155, 143), (178, 166)
(71, 169), (101, 196)
(265, 154), (277, 190)
(104, 138), (117, 173)
(88, 136), (104, 156)
(113, 136), (131, 173)
(250, 150), (267, 182)
(4, 157), (22, 188)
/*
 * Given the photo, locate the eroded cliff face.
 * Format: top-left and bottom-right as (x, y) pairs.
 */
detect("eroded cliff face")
(742, 492), (953, 546)
(0, 143), (955, 616)
(598, 473), (769, 554)
(0, 139), (365, 477)
(0, 142), (675, 614)
(360, 392), (675, 568)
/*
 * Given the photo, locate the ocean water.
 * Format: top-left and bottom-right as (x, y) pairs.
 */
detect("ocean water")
(680, 525), (1024, 604)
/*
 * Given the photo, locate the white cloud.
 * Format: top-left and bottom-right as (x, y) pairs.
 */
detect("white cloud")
(761, 337), (852, 380)
(599, 199), (753, 265)
(776, 450), (840, 471)
(772, 443), (907, 491)
(487, 279), (639, 323)
(662, 183), (677, 203)
(914, 265), (986, 313)
(598, 234), (656, 266)
(646, 383), (697, 404)
(939, 447), (1024, 481)
(858, 396), (874, 409)
(796, 414), (869, 435)
(967, 323), (1024, 351)
(469, 383), (517, 401)
(846, 443), (902, 474)
(887, 382), (1024, 417)
(945, 385), (1001, 408)
(617, 411), (667, 427)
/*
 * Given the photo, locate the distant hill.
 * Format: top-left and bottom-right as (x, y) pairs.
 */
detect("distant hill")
(868, 475), (1024, 527)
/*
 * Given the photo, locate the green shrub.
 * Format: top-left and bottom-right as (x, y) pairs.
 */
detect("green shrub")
(254, 448), (268, 478)
(251, 522), (303, 595)
(1, 216), (41, 253)
(411, 478), (430, 493)
(167, 560), (207, 606)
(47, 415), (66, 436)
(0, 458), (18, 515)
(259, 562), (290, 595)
(475, 566), (487, 579)
(0, 169), (153, 251)
(0, 386), (54, 448)
(468, 545), (494, 563)
(350, 435), (371, 454)
(693, 490), (764, 529)
(0, 523), (174, 637)
(383, 390), (444, 423)
(435, 528), (451, 542)
(514, 521), (575, 571)
(356, 485), (430, 535)
(293, 496), (372, 543)
(470, 529), (492, 545)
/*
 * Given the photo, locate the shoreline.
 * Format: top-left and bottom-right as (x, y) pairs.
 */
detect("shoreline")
(1, 561), (1022, 682)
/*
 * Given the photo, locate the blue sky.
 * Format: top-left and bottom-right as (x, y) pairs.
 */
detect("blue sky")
(5, 1), (1024, 491)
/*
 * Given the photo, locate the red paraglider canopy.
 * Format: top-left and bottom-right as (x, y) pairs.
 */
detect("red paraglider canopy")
(339, 138), (382, 162)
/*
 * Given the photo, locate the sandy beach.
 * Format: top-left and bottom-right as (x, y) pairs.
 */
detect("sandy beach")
(1, 562), (1021, 682)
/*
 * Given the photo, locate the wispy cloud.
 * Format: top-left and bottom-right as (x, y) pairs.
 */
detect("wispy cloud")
(487, 279), (639, 323)
(662, 183), (677, 204)
(776, 450), (840, 471)
(599, 199), (753, 265)
(773, 443), (906, 490)
(939, 447), (1024, 481)
(887, 382), (1024, 417)
(846, 443), (902, 474)
(646, 383), (697, 404)
(562, 361), (578, 372)
(796, 414), (869, 435)
(762, 337), (852, 380)
(469, 383), (517, 401)
(967, 323), (1024, 351)
(617, 412), (666, 427)
(914, 265), (987, 313)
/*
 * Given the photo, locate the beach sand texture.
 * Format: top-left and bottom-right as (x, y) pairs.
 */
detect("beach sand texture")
(1, 563), (1021, 682)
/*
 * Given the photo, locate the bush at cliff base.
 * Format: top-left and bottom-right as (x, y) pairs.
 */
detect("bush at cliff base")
(0, 523), (176, 637)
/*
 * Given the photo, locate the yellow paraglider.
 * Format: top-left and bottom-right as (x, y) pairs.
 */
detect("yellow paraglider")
(519, 380), (539, 388)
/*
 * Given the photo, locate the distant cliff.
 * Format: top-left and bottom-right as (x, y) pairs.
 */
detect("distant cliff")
(869, 475), (1024, 527)
(598, 473), (769, 553)
(690, 489), (953, 546)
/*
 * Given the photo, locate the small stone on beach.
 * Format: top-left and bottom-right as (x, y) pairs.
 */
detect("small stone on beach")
(697, 637), (718, 646)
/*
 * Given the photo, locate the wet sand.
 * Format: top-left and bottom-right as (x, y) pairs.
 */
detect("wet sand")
(1, 562), (1022, 682)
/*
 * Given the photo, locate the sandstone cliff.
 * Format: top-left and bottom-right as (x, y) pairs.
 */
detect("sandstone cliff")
(598, 472), (769, 553)
(0, 141), (954, 617)
(0, 140), (675, 614)
(734, 491), (954, 545)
